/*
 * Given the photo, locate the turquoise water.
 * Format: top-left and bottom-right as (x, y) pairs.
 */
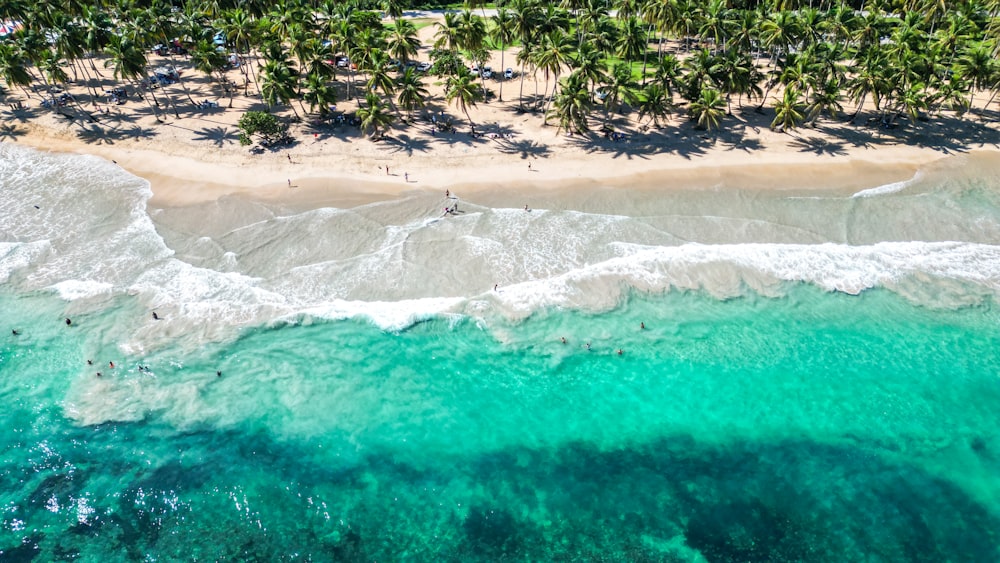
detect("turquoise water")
(2, 145), (1000, 560)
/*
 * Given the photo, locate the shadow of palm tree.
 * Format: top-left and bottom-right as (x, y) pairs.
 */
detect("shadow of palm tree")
(494, 138), (552, 159)
(788, 135), (848, 156)
(75, 124), (123, 145)
(0, 124), (25, 141)
(1, 106), (42, 123)
(568, 133), (657, 159)
(383, 134), (432, 155)
(192, 126), (238, 147)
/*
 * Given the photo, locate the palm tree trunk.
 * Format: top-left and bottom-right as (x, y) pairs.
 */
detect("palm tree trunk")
(641, 24), (652, 86)
(132, 79), (162, 121)
(850, 94), (866, 122)
(174, 75), (197, 105)
(518, 61), (527, 109)
(498, 43), (506, 102)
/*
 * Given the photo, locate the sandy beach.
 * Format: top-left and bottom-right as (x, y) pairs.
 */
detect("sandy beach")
(4, 17), (999, 210)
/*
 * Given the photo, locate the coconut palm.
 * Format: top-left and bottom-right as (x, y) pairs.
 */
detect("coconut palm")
(601, 61), (639, 121)
(218, 7), (262, 96)
(357, 91), (395, 138)
(387, 19), (421, 65)
(689, 87), (725, 131)
(534, 29), (575, 109)
(548, 69), (593, 133)
(302, 73), (337, 117)
(260, 53), (299, 118)
(366, 51), (397, 101)
(0, 43), (34, 100)
(637, 82), (671, 127)
(396, 67), (429, 119)
(490, 7), (515, 101)
(615, 16), (647, 63)
(571, 41), (608, 95)
(458, 9), (487, 53)
(434, 12), (464, 52)
(771, 86), (805, 132)
(446, 71), (484, 126)
(103, 34), (163, 119)
(955, 41), (999, 115)
(806, 79), (843, 124)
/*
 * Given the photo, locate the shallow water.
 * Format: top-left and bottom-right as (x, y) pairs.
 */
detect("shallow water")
(2, 144), (1000, 560)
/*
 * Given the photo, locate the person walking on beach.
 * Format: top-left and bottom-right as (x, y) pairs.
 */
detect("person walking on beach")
(404, 172), (409, 182)
(287, 179), (291, 187)
(528, 161), (531, 170)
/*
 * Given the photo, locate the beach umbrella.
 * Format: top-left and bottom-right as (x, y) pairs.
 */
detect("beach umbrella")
(0, 21), (23, 37)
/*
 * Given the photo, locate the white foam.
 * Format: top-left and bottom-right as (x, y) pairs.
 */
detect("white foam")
(851, 171), (921, 198)
(489, 241), (1000, 316)
(0, 241), (51, 282)
(300, 297), (467, 331)
(50, 279), (113, 300)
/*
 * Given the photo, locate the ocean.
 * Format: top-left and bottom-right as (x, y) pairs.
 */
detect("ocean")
(2, 143), (999, 561)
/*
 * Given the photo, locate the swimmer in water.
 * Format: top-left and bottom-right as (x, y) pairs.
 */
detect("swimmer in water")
(618, 348), (623, 355)
(65, 318), (72, 326)
(11, 329), (19, 336)
(216, 371), (222, 377)
(640, 322), (645, 329)
(152, 311), (160, 320)
(561, 337), (567, 344)
(109, 361), (115, 369)
(87, 360), (93, 365)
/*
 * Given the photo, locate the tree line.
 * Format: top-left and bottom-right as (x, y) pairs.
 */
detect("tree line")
(1, 0), (999, 138)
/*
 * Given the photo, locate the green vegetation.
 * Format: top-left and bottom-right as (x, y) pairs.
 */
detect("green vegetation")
(2, 0), (1000, 138)
(236, 110), (289, 145)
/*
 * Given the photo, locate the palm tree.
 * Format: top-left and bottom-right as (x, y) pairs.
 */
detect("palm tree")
(689, 87), (726, 131)
(80, 6), (112, 77)
(396, 67), (429, 119)
(260, 50), (300, 118)
(601, 62), (639, 122)
(387, 19), (421, 65)
(357, 91), (395, 139)
(548, 69), (593, 133)
(218, 8), (262, 96)
(446, 71), (484, 127)
(490, 7), (515, 102)
(955, 41), (999, 115)
(760, 10), (800, 65)
(104, 34), (161, 121)
(571, 41), (608, 95)
(806, 79), (843, 124)
(698, 0), (734, 53)
(771, 86), (805, 132)
(366, 51), (397, 103)
(434, 12), (464, 52)
(637, 82), (671, 127)
(302, 73), (337, 117)
(516, 41), (538, 110)
(0, 43), (34, 101)
(615, 16), (646, 63)
(534, 29), (575, 110)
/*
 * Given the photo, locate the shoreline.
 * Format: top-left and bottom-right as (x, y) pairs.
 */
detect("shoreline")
(10, 117), (986, 211)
